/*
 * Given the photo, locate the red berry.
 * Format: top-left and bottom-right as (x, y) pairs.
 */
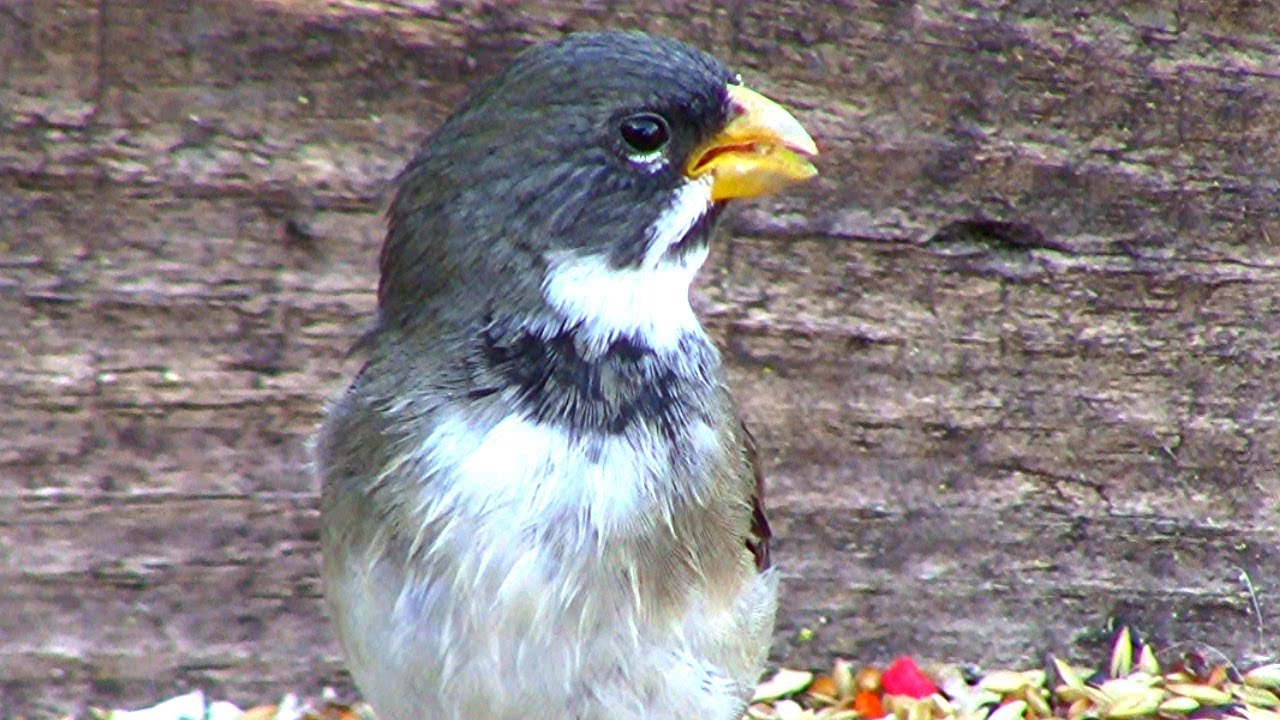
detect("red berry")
(881, 657), (938, 699)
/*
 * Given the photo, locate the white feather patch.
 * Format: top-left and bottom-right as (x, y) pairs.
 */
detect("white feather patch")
(412, 412), (705, 545)
(540, 177), (714, 355)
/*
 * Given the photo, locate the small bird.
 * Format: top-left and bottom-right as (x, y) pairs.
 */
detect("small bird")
(316, 30), (817, 720)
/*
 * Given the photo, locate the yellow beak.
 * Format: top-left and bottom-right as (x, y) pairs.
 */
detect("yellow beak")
(685, 84), (819, 201)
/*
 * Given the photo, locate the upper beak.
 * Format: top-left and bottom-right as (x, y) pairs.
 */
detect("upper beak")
(685, 84), (819, 201)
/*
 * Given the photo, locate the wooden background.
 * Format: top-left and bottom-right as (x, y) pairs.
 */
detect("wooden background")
(2, 0), (1278, 715)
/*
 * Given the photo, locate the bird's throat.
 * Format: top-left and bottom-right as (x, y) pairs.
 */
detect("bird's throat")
(540, 179), (721, 357)
(477, 317), (721, 442)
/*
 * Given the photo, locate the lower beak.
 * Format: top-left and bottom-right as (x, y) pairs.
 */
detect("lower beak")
(685, 84), (819, 201)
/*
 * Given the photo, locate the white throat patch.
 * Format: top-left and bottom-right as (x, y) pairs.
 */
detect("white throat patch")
(540, 177), (714, 356)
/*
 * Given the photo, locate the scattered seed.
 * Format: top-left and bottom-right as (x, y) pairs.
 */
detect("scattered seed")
(1158, 696), (1201, 715)
(754, 670), (817, 702)
(1231, 684), (1280, 709)
(1057, 686), (1091, 704)
(858, 666), (885, 693)
(1245, 667), (1280, 692)
(1111, 628), (1134, 679)
(1102, 689), (1165, 719)
(1232, 708), (1280, 720)
(833, 660), (857, 699)
(1165, 684), (1234, 707)
(809, 674), (839, 698)
(1139, 647), (1162, 676)
(1100, 679), (1161, 700)
(989, 700), (1030, 720)
(908, 698), (935, 720)
(1056, 659), (1087, 690)
(1026, 689), (1053, 718)
(981, 671), (1032, 695)
(1067, 696), (1095, 720)
(775, 699), (815, 720)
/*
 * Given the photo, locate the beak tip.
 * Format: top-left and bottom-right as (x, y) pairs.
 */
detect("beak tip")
(792, 135), (819, 159)
(688, 83), (821, 198)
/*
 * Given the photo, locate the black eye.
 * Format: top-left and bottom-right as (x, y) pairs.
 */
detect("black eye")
(619, 113), (670, 154)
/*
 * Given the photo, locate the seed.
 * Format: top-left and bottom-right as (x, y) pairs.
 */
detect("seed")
(930, 694), (957, 716)
(1164, 683), (1233, 706)
(753, 669), (816, 702)
(908, 698), (934, 720)
(1026, 689), (1053, 718)
(775, 698), (815, 720)
(1230, 683), (1280, 708)
(857, 666), (885, 693)
(989, 700), (1029, 720)
(1100, 679), (1161, 700)
(1057, 686), (1092, 704)
(1056, 659), (1087, 689)
(833, 660), (858, 699)
(1138, 646), (1161, 676)
(956, 689), (1005, 720)
(1067, 697), (1096, 720)
(1231, 707), (1280, 720)
(981, 671), (1032, 695)
(1111, 628), (1134, 679)
(1246, 666), (1280, 692)
(1022, 671), (1048, 690)
(1101, 689), (1164, 719)
(885, 694), (916, 717)
(1156, 696), (1199, 716)
(1126, 673), (1162, 688)
(808, 675), (839, 703)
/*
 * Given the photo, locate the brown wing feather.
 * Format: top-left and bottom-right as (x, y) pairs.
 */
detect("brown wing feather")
(740, 420), (772, 571)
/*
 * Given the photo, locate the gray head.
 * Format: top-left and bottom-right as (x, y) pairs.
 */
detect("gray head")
(373, 30), (817, 354)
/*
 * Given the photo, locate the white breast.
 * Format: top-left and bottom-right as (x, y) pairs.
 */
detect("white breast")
(406, 410), (720, 546)
(328, 408), (774, 720)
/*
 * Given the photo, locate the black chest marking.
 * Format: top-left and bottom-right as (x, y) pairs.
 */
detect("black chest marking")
(478, 322), (718, 442)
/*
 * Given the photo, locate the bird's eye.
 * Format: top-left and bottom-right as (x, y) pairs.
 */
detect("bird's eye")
(619, 113), (670, 154)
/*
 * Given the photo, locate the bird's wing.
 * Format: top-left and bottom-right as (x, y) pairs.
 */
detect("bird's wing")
(740, 419), (772, 571)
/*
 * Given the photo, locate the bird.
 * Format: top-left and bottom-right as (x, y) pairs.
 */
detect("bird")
(315, 30), (818, 720)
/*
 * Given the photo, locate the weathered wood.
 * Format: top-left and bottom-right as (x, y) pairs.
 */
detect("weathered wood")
(2, 0), (1278, 714)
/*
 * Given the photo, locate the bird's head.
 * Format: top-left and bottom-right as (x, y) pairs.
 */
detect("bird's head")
(377, 31), (817, 356)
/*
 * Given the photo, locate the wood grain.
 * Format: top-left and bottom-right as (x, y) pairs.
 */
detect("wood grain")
(2, 0), (1277, 714)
